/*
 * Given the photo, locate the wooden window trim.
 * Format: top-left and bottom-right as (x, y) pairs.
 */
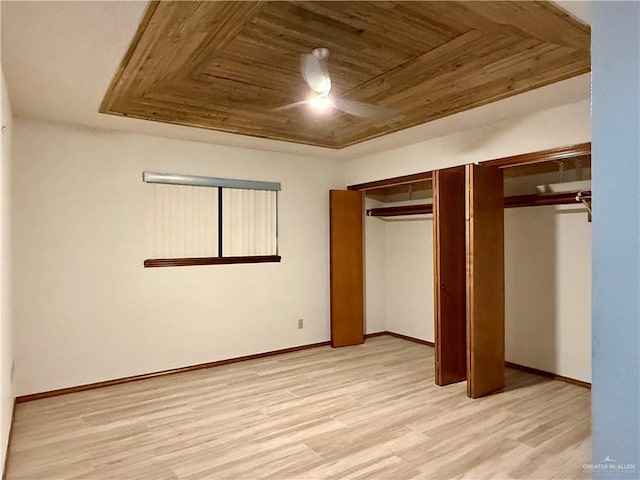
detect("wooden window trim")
(144, 255), (281, 268)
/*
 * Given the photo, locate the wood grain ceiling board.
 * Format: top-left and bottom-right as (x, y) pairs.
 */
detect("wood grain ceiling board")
(100, 1), (591, 149)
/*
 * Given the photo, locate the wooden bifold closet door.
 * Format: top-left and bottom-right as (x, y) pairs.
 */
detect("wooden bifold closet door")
(433, 167), (467, 386)
(329, 190), (364, 347)
(465, 164), (505, 398)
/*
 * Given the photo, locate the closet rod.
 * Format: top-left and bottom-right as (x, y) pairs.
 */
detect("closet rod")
(366, 204), (433, 217)
(366, 190), (591, 218)
(503, 190), (591, 208)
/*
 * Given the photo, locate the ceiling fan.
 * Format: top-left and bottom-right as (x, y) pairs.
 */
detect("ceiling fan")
(275, 47), (394, 121)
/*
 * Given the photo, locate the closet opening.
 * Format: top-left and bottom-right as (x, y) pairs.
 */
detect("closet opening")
(335, 142), (592, 397)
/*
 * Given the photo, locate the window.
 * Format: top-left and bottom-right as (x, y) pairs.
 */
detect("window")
(143, 172), (280, 267)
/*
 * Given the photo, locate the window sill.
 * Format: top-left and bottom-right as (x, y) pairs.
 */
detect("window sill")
(144, 255), (281, 268)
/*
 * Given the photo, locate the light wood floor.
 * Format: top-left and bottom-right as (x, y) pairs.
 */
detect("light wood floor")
(6, 336), (591, 480)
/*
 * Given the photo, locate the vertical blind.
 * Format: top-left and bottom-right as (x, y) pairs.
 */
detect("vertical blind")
(222, 189), (277, 256)
(145, 173), (279, 260)
(149, 184), (219, 259)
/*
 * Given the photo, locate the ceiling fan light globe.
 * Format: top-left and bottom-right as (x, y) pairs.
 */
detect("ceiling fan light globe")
(317, 81), (332, 96)
(308, 94), (333, 114)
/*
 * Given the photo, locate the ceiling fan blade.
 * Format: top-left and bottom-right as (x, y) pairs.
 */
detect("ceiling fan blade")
(333, 97), (394, 122)
(271, 100), (308, 112)
(301, 53), (331, 96)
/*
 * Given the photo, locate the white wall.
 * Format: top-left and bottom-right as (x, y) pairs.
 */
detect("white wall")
(366, 206), (591, 382)
(385, 218), (434, 341)
(364, 197), (385, 334)
(344, 100), (590, 186)
(1, 68), (14, 476)
(505, 206), (591, 382)
(364, 196), (435, 341)
(11, 118), (343, 396)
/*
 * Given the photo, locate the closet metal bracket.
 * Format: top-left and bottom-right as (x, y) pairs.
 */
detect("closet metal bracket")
(576, 191), (592, 222)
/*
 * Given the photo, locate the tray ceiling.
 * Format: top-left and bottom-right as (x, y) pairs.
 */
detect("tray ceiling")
(100, 1), (591, 149)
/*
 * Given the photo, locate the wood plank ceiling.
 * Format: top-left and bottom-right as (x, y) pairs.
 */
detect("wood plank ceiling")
(100, 1), (591, 149)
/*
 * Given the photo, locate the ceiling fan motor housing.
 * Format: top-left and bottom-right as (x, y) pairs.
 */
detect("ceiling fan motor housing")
(311, 47), (330, 61)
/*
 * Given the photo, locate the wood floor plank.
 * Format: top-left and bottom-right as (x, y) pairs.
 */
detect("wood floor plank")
(5, 336), (590, 480)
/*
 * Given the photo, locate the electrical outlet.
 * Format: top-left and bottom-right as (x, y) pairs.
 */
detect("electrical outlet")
(11, 360), (15, 383)
(298, 318), (304, 329)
